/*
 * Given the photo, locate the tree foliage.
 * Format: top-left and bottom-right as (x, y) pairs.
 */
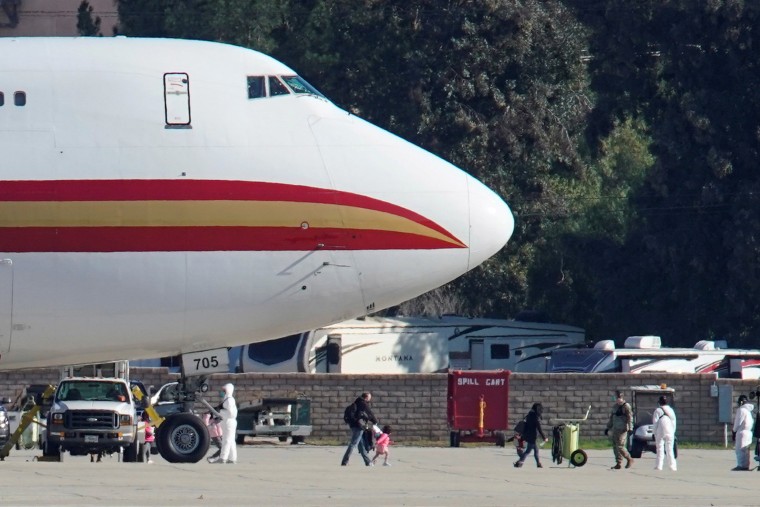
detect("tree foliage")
(114, 0), (760, 347)
(77, 1), (102, 36)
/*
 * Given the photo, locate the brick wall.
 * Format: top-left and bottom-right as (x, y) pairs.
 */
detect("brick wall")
(1, 369), (756, 444)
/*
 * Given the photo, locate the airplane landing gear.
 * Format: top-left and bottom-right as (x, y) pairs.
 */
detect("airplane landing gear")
(145, 348), (230, 464)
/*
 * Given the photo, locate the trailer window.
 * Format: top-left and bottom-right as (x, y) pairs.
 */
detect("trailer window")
(491, 344), (510, 359)
(247, 334), (301, 365)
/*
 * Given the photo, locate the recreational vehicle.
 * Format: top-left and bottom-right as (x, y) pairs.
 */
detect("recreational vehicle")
(239, 316), (586, 374)
(547, 336), (760, 378)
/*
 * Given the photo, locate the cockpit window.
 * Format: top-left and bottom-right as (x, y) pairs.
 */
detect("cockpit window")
(268, 76), (290, 96)
(247, 76), (265, 99)
(281, 75), (325, 98)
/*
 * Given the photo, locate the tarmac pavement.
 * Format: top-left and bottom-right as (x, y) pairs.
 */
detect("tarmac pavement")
(0, 443), (757, 506)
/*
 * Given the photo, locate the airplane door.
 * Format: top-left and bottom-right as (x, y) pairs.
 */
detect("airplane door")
(0, 259), (12, 355)
(164, 73), (191, 126)
(470, 340), (484, 370)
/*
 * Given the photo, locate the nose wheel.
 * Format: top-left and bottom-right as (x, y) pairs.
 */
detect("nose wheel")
(157, 413), (209, 463)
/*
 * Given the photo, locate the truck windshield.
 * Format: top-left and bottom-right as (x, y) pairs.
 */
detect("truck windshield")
(57, 381), (128, 402)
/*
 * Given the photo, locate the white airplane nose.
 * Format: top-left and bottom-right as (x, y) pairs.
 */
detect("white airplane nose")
(467, 178), (514, 270)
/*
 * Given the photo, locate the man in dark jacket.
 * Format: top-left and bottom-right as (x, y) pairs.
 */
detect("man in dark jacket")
(341, 392), (378, 466)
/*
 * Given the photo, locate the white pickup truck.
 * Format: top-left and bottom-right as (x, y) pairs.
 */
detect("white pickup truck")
(44, 377), (145, 461)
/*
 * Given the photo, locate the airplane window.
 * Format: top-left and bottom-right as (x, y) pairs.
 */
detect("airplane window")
(14, 91), (25, 106)
(247, 333), (301, 365)
(281, 75), (325, 98)
(247, 76), (265, 99)
(268, 76), (290, 96)
(0, 92), (4, 106)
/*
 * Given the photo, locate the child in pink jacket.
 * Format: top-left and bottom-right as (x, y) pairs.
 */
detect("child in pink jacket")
(371, 425), (393, 466)
(204, 412), (224, 462)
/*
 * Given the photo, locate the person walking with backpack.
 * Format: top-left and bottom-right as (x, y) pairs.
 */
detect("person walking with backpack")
(341, 392), (377, 466)
(513, 402), (548, 468)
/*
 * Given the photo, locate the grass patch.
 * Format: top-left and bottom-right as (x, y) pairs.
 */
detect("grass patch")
(301, 437), (731, 449)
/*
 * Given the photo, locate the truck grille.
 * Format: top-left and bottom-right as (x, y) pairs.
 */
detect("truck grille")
(65, 410), (118, 429)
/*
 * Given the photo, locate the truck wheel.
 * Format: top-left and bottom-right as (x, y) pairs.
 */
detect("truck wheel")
(278, 436), (288, 443)
(123, 440), (139, 462)
(43, 438), (59, 458)
(157, 413), (209, 463)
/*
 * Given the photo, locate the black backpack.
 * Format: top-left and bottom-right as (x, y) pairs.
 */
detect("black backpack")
(343, 402), (357, 425)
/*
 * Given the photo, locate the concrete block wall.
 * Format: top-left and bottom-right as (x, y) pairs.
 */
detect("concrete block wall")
(200, 373), (450, 442)
(2, 368), (757, 444)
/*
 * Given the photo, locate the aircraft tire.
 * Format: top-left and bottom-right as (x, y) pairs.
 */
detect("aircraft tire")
(157, 413), (209, 463)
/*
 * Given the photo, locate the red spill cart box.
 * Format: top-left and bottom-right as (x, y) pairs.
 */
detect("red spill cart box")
(447, 370), (510, 446)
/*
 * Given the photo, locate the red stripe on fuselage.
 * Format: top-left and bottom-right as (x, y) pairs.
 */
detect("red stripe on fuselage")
(0, 227), (457, 252)
(0, 179), (459, 242)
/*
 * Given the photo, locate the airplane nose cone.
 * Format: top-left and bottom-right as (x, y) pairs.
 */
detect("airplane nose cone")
(467, 178), (514, 270)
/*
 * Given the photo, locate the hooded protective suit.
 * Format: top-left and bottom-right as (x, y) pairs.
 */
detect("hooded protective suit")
(218, 383), (238, 464)
(733, 400), (754, 470)
(652, 403), (677, 471)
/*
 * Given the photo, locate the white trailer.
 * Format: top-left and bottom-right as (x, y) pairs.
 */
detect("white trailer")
(547, 336), (760, 378)
(239, 316), (585, 373)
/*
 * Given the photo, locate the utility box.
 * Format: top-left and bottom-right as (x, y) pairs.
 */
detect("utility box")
(447, 370), (510, 447)
(236, 397), (312, 445)
(718, 385), (734, 423)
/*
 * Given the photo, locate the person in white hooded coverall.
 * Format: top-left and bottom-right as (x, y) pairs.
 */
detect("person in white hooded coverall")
(652, 395), (677, 471)
(732, 394), (753, 471)
(210, 383), (238, 464)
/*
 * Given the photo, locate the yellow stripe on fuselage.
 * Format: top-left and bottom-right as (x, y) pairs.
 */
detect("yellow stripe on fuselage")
(0, 201), (465, 247)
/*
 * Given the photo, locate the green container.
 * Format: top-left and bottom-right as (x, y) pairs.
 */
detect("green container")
(561, 422), (579, 458)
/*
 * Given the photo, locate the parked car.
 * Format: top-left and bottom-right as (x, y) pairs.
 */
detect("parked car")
(0, 397), (11, 447)
(628, 385), (678, 459)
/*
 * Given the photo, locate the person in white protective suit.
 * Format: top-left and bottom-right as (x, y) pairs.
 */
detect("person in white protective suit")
(652, 396), (677, 471)
(732, 394), (754, 471)
(209, 383), (238, 464)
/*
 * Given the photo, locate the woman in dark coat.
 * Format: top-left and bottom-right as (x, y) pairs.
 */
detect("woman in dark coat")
(514, 402), (548, 468)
